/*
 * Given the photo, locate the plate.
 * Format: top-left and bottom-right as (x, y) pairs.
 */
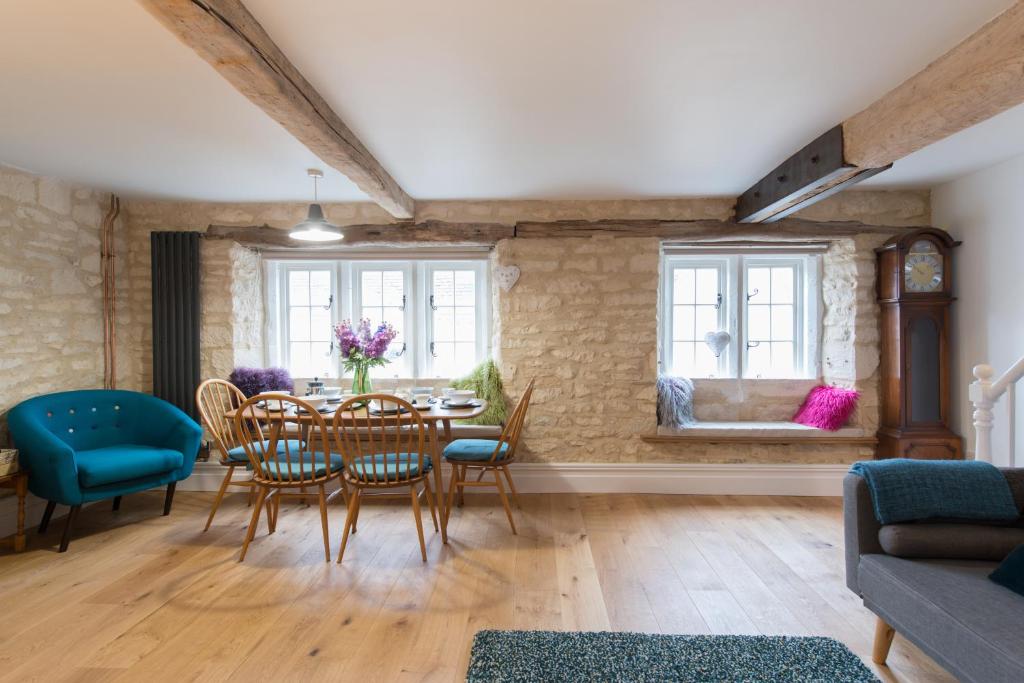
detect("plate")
(443, 399), (480, 408)
(295, 406), (336, 415)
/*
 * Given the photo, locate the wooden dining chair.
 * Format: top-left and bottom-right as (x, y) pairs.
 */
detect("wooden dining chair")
(232, 394), (344, 562)
(443, 379), (535, 534)
(331, 394), (439, 563)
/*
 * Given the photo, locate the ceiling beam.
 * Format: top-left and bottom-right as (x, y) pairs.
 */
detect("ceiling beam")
(139, 0), (415, 218)
(204, 221), (514, 249)
(736, 1), (1024, 223)
(843, 1), (1024, 168)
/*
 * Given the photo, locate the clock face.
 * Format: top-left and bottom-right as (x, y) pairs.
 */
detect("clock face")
(904, 240), (944, 293)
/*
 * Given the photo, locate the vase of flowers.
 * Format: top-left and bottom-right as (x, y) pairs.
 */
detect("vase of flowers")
(334, 318), (398, 395)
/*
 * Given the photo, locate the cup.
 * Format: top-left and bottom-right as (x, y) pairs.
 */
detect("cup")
(442, 387), (455, 399)
(413, 392), (432, 407)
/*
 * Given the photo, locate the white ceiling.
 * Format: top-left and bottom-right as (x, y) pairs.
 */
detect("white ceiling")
(0, 0), (1017, 202)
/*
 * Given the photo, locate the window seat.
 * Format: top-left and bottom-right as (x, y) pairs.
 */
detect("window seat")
(642, 422), (877, 445)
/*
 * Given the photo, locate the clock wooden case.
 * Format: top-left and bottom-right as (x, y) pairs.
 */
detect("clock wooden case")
(876, 228), (962, 460)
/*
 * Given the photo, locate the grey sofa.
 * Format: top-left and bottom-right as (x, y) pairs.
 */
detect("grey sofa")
(844, 470), (1024, 683)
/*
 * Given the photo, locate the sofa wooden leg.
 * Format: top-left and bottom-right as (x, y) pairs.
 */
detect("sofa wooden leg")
(39, 501), (56, 533)
(163, 482), (176, 516)
(59, 505), (81, 553)
(872, 616), (896, 664)
(112, 496), (122, 512)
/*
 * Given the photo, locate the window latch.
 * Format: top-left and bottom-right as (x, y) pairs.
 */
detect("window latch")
(746, 340), (761, 349)
(746, 288), (759, 301)
(326, 341), (334, 356)
(399, 295), (406, 312)
(394, 342), (407, 357)
(714, 293), (722, 310)
(429, 342), (438, 357)
(429, 295), (437, 311)
(322, 294), (334, 311)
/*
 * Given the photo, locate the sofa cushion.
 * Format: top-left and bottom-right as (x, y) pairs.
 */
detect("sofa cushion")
(879, 523), (1024, 561)
(858, 554), (1024, 683)
(990, 544), (1024, 598)
(77, 445), (184, 488)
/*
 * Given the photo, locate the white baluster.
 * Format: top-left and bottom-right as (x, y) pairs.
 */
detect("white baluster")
(970, 364), (994, 463)
(1008, 383), (1016, 467)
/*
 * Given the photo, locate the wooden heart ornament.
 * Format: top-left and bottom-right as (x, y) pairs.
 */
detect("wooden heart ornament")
(704, 330), (732, 358)
(495, 265), (521, 292)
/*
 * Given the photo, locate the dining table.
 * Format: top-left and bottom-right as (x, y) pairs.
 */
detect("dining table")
(225, 397), (488, 544)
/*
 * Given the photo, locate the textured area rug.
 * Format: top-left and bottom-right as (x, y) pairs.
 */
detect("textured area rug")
(466, 630), (879, 683)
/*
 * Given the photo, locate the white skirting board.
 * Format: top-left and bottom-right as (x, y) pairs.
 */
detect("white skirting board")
(178, 461), (850, 497)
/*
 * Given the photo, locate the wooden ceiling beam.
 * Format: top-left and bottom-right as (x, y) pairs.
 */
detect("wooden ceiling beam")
(843, 1), (1024, 168)
(736, 2), (1024, 223)
(139, 0), (415, 218)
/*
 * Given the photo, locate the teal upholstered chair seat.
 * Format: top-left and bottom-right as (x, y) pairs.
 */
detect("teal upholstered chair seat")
(350, 453), (432, 481)
(77, 445), (184, 488)
(443, 439), (508, 462)
(226, 439), (304, 464)
(262, 452), (345, 481)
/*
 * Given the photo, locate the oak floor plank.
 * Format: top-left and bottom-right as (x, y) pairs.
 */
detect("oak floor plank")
(0, 491), (956, 683)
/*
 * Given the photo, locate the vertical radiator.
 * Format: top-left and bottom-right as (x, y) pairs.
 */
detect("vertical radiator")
(151, 232), (201, 417)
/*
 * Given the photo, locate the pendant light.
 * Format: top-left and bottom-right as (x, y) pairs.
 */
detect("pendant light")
(289, 169), (343, 242)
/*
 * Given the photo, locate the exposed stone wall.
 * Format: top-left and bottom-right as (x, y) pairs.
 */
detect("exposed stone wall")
(0, 165), (127, 444)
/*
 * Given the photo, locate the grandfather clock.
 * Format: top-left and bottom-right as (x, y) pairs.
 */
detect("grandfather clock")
(876, 228), (962, 460)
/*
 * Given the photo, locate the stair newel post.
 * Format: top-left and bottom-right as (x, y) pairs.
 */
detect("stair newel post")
(969, 364), (994, 462)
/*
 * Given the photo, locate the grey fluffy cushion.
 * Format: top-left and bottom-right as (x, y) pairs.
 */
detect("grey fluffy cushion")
(879, 523), (1024, 561)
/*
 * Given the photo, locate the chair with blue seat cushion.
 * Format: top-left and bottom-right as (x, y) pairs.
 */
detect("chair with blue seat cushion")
(7, 389), (202, 552)
(331, 395), (439, 563)
(443, 379), (534, 535)
(232, 393), (345, 562)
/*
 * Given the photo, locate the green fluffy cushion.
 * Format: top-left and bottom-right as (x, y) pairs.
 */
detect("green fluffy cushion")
(450, 359), (508, 426)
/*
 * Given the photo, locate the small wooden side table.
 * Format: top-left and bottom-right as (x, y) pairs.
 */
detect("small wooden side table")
(0, 470), (29, 552)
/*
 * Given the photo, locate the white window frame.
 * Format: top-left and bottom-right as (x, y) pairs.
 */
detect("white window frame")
(660, 252), (821, 379)
(265, 256), (490, 383)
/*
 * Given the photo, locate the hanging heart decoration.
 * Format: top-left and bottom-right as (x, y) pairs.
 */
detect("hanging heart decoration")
(495, 264), (521, 292)
(704, 330), (732, 358)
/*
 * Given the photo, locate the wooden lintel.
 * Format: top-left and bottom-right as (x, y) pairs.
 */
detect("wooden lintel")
(844, 1), (1024, 168)
(514, 218), (912, 240)
(204, 221), (514, 249)
(139, 0), (415, 218)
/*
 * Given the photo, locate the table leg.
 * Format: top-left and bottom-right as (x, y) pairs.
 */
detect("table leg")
(14, 475), (27, 552)
(429, 421), (448, 544)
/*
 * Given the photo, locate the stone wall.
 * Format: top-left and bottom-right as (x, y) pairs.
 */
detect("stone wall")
(0, 164), (127, 444)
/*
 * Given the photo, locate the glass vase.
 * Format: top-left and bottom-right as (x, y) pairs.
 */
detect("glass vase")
(352, 364), (373, 395)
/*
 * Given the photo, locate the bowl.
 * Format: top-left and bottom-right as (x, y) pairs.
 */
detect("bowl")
(303, 395), (328, 411)
(448, 390), (475, 403)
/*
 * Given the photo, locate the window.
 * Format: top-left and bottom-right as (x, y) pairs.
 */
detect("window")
(661, 251), (820, 379)
(267, 258), (489, 381)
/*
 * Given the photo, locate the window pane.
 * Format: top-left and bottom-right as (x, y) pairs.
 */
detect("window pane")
(673, 269), (696, 304)
(434, 307), (454, 342)
(309, 342), (332, 375)
(289, 343), (312, 377)
(288, 271), (309, 306)
(770, 342), (795, 377)
(454, 307), (476, 342)
(309, 271), (331, 307)
(361, 271), (382, 306)
(771, 305), (794, 341)
(672, 341), (695, 376)
(771, 267), (794, 304)
(694, 344), (717, 377)
(382, 271), (404, 307)
(454, 270), (475, 306)
(433, 271), (455, 306)
(432, 342), (455, 378)
(695, 305), (718, 338)
(747, 305), (770, 341)
(454, 342), (476, 375)
(747, 268), (770, 304)
(746, 342), (770, 378)
(672, 305), (695, 341)
(309, 306), (332, 341)
(695, 268), (718, 305)
(289, 307), (311, 342)
(381, 306), (403, 332)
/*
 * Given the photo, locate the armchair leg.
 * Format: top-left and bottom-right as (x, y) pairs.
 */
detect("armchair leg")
(39, 501), (56, 533)
(59, 505), (81, 553)
(163, 482), (176, 516)
(872, 616), (896, 664)
(112, 496), (122, 512)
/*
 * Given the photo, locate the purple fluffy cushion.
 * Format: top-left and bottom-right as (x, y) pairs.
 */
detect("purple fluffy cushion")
(793, 385), (859, 431)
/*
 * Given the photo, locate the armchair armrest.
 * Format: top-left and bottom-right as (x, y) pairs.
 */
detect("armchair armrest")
(131, 395), (202, 479)
(7, 407), (82, 505)
(844, 472), (884, 595)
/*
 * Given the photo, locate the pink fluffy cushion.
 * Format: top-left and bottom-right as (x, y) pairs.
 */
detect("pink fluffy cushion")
(793, 385), (859, 431)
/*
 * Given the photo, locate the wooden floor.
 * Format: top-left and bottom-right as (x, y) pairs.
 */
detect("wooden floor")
(0, 491), (955, 682)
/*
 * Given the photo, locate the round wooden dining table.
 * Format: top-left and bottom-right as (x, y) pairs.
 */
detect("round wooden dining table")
(226, 398), (488, 544)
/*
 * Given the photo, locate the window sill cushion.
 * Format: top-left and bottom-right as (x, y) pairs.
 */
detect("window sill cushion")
(641, 421), (877, 445)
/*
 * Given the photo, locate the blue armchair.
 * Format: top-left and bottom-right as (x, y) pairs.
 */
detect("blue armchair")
(8, 389), (202, 552)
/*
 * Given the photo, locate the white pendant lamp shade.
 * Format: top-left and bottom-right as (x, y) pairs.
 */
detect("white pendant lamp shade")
(290, 169), (343, 242)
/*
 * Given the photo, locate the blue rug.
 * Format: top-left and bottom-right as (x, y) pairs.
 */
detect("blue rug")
(467, 630), (878, 682)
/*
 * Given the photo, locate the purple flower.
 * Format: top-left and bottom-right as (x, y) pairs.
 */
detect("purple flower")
(229, 367), (294, 397)
(333, 318), (398, 371)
